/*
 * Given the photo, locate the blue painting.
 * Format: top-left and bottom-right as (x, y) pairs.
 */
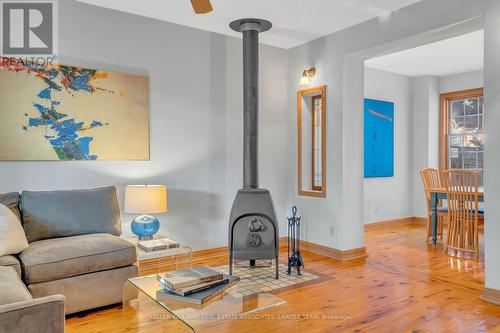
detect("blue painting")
(364, 99), (394, 178)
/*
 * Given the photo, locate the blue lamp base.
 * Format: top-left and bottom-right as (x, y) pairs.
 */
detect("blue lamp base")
(131, 214), (160, 241)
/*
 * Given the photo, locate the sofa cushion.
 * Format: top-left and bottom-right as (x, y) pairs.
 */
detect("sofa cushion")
(28, 265), (137, 314)
(0, 192), (21, 220)
(20, 234), (136, 284)
(0, 255), (21, 276)
(0, 204), (29, 257)
(0, 266), (32, 305)
(21, 186), (122, 243)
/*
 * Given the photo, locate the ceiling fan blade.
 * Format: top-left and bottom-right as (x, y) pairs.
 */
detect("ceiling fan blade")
(190, 0), (213, 14)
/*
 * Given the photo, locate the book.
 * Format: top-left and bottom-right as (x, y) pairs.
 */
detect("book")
(156, 265), (223, 290)
(137, 238), (179, 252)
(162, 277), (230, 296)
(156, 274), (239, 305)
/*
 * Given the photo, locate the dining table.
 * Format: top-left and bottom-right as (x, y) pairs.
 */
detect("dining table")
(429, 187), (485, 245)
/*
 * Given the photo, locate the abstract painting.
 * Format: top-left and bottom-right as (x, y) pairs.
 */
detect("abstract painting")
(364, 98), (394, 178)
(0, 57), (149, 160)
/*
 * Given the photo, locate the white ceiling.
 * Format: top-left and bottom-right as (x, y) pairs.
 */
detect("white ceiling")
(77, 0), (422, 49)
(365, 30), (484, 77)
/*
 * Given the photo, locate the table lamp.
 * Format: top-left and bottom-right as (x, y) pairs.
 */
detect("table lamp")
(124, 185), (167, 240)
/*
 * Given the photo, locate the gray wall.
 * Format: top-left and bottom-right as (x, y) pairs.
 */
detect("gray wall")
(0, 0), (289, 250)
(363, 67), (412, 224)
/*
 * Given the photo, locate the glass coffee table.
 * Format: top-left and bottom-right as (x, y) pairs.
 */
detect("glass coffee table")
(123, 275), (298, 333)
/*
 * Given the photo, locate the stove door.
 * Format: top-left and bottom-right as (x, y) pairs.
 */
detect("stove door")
(231, 215), (277, 260)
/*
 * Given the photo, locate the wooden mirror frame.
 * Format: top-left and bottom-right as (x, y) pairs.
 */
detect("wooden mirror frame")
(297, 85), (326, 198)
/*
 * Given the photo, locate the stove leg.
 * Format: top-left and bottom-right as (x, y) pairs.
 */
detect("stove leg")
(275, 255), (279, 279)
(249, 259), (256, 268)
(229, 253), (233, 276)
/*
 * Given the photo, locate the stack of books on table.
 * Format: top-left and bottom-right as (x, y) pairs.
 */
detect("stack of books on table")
(156, 265), (239, 305)
(137, 237), (179, 252)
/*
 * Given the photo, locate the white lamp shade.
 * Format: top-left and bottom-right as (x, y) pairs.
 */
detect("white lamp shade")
(124, 185), (167, 214)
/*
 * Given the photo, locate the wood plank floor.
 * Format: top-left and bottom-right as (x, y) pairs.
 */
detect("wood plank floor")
(66, 222), (500, 333)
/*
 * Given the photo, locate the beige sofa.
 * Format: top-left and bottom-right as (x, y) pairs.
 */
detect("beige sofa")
(0, 187), (138, 320)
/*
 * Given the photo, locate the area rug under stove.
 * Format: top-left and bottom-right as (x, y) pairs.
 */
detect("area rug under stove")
(213, 260), (322, 298)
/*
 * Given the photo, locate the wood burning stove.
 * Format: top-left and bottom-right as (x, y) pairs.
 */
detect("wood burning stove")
(228, 18), (279, 279)
(229, 189), (279, 279)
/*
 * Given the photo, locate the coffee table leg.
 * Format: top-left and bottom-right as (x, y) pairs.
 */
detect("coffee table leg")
(122, 280), (194, 332)
(123, 280), (139, 314)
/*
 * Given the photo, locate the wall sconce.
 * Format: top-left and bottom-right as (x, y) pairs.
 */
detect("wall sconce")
(299, 67), (316, 86)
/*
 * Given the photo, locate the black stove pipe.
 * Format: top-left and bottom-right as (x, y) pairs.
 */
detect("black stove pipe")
(230, 19), (272, 190)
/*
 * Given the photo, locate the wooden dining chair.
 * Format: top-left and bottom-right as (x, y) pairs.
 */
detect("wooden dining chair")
(420, 168), (445, 241)
(441, 170), (481, 259)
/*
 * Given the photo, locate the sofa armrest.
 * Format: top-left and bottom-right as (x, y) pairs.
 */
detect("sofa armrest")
(0, 295), (65, 333)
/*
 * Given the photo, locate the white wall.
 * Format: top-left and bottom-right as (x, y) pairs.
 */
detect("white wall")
(440, 70), (483, 93)
(0, 0), (289, 250)
(363, 67), (412, 224)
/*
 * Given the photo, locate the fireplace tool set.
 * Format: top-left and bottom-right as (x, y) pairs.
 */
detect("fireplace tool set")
(287, 206), (304, 275)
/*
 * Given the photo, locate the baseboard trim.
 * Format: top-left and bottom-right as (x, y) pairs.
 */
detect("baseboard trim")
(480, 287), (500, 306)
(298, 239), (366, 261)
(412, 217), (427, 225)
(192, 246), (228, 262)
(364, 217), (426, 231)
(279, 236), (288, 250)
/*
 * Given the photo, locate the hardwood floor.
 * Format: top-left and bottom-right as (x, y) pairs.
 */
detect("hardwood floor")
(66, 222), (500, 333)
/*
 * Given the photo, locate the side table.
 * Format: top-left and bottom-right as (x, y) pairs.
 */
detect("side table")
(125, 235), (193, 276)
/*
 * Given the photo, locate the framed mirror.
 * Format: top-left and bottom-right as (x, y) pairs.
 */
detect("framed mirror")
(297, 85), (326, 197)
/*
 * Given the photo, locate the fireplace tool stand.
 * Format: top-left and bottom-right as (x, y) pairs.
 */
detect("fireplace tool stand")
(287, 206), (304, 275)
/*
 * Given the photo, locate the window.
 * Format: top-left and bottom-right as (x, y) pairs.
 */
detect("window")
(298, 85), (326, 197)
(311, 95), (323, 191)
(440, 88), (484, 185)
